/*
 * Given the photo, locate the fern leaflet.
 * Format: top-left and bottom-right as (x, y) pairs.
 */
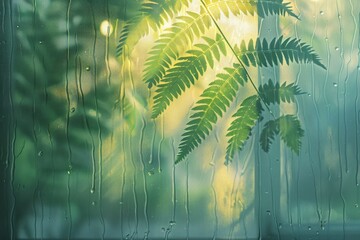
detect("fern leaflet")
(143, 9), (212, 88)
(116, 0), (190, 56)
(260, 115), (304, 154)
(259, 79), (304, 105)
(204, 0), (298, 19)
(152, 34), (226, 118)
(225, 95), (263, 164)
(176, 64), (248, 163)
(235, 36), (326, 69)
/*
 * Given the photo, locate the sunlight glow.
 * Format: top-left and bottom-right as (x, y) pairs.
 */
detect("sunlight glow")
(100, 20), (113, 36)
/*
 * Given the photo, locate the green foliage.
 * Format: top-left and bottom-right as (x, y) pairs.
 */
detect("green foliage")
(204, 0), (299, 19)
(225, 95), (262, 164)
(116, 0), (190, 56)
(143, 9), (212, 88)
(152, 34), (226, 118)
(260, 115), (304, 154)
(176, 64), (247, 163)
(235, 36), (326, 69)
(117, 0), (325, 164)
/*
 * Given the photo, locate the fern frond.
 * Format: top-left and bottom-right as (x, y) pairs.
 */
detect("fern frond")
(259, 79), (304, 105)
(256, 0), (299, 19)
(203, 0), (298, 19)
(143, 9), (212, 88)
(225, 95), (263, 164)
(116, 0), (190, 56)
(176, 64), (248, 163)
(235, 36), (326, 69)
(152, 34), (226, 119)
(260, 114), (304, 154)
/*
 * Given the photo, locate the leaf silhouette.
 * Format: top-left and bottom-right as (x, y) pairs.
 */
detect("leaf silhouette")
(225, 95), (263, 164)
(176, 64), (247, 163)
(152, 34), (226, 119)
(235, 36), (326, 69)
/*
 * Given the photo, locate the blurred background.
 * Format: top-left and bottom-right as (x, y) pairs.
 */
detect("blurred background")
(0, 0), (360, 239)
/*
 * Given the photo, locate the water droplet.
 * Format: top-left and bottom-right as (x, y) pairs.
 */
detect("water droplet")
(338, 14), (341, 19)
(209, 162), (215, 166)
(264, 191), (269, 194)
(147, 169), (155, 176)
(333, 82), (338, 87)
(16, 25), (20, 28)
(320, 11), (324, 15)
(355, 203), (359, 208)
(161, 227), (166, 232)
(91, 201), (96, 206)
(308, 226), (312, 231)
(119, 201), (123, 205)
(278, 223), (282, 229)
(316, 231), (320, 235)
(39, 41), (43, 44)
(325, 37), (328, 41)
(85, 66), (91, 71)
(308, 93), (311, 97)
(335, 47), (339, 51)
(158, 168), (162, 173)
(321, 225), (325, 230)
(67, 170), (71, 175)
(90, 188), (95, 194)
(357, 66), (360, 70)
(70, 107), (75, 113)
(266, 210), (271, 216)
(169, 220), (176, 226)
(38, 151), (43, 157)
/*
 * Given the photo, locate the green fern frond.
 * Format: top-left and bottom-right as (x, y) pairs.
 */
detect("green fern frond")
(116, 0), (190, 56)
(259, 79), (304, 105)
(225, 95), (263, 164)
(151, 34), (226, 119)
(176, 64), (248, 163)
(256, 0), (299, 19)
(235, 36), (326, 69)
(203, 0), (298, 19)
(260, 114), (304, 154)
(143, 9), (212, 88)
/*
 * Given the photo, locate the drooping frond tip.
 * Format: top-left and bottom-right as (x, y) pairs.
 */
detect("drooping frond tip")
(175, 64), (248, 164)
(151, 34), (226, 119)
(235, 36), (326, 70)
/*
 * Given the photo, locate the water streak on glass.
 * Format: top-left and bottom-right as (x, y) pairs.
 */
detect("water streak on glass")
(210, 132), (218, 240)
(158, 116), (164, 173)
(335, 2), (347, 237)
(356, 13), (360, 186)
(65, 0), (74, 237)
(139, 116), (149, 238)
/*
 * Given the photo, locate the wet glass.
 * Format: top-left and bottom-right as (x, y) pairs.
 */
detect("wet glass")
(1, 0), (359, 239)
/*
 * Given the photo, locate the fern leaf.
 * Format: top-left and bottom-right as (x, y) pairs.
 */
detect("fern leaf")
(260, 115), (304, 154)
(143, 9), (212, 88)
(203, 0), (298, 19)
(256, 0), (299, 19)
(225, 95), (263, 164)
(278, 115), (304, 154)
(151, 34), (226, 119)
(116, 0), (190, 56)
(259, 79), (304, 105)
(235, 36), (326, 69)
(176, 64), (248, 163)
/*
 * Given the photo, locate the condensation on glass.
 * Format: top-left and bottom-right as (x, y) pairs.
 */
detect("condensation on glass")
(0, 0), (359, 239)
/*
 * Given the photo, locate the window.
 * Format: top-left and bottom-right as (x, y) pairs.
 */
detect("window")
(1, 0), (359, 239)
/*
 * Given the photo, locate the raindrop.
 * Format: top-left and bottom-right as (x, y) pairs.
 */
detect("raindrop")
(357, 66), (360, 71)
(320, 11), (324, 15)
(70, 107), (76, 113)
(278, 223), (282, 229)
(316, 231), (320, 235)
(161, 227), (166, 232)
(325, 37), (328, 41)
(147, 169), (155, 176)
(333, 82), (338, 87)
(91, 201), (96, 206)
(39, 41), (43, 44)
(335, 47), (340, 51)
(321, 225), (325, 230)
(209, 162), (215, 166)
(85, 66), (91, 71)
(169, 220), (176, 226)
(308, 226), (312, 231)
(67, 170), (71, 175)
(38, 151), (43, 157)
(355, 203), (359, 208)
(16, 25), (20, 28)
(308, 93), (311, 97)
(90, 188), (95, 194)
(119, 201), (123, 205)
(266, 210), (271, 216)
